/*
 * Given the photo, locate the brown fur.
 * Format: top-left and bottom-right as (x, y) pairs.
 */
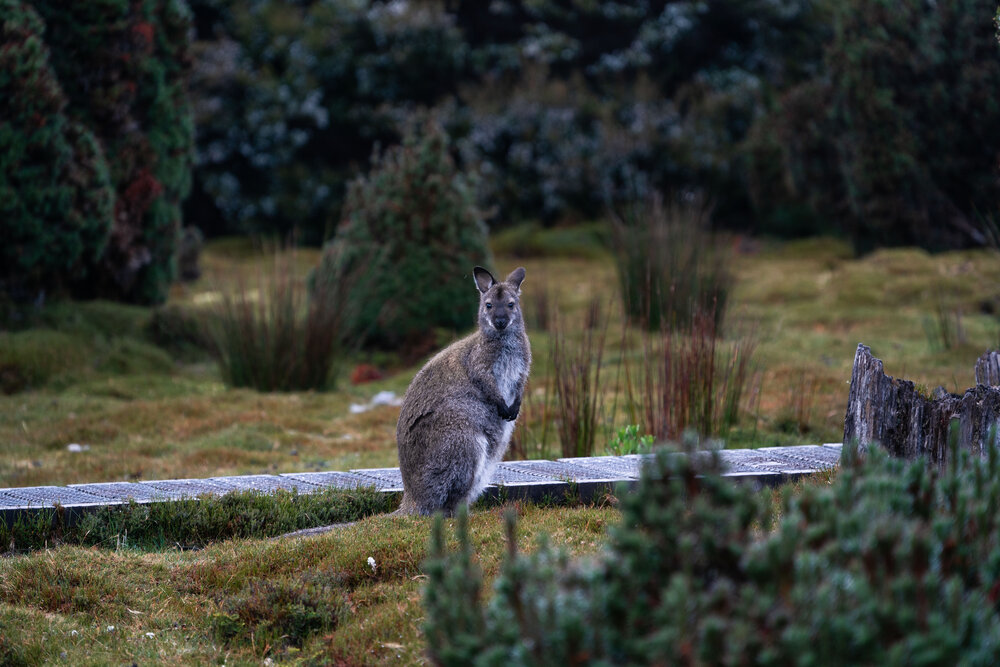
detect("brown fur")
(395, 267), (531, 515)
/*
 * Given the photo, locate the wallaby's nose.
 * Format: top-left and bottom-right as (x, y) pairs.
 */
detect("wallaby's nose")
(494, 316), (508, 330)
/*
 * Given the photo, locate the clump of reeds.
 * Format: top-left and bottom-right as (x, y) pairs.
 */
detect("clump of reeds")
(209, 249), (354, 391)
(610, 192), (732, 331)
(624, 304), (757, 442)
(550, 298), (610, 458)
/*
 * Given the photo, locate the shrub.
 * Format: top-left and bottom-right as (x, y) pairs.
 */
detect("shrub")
(610, 192), (732, 331)
(0, 1), (113, 302)
(185, 0), (469, 242)
(209, 249), (353, 391)
(606, 424), (653, 456)
(32, 0), (194, 304)
(624, 310), (757, 441)
(425, 432), (1000, 664)
(313, 122), (491, 350)
(749, 0), (1000, 252)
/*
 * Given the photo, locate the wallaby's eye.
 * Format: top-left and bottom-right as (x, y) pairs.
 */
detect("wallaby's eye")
(485, 303), (492, 310)
(507, 302), (514, 309)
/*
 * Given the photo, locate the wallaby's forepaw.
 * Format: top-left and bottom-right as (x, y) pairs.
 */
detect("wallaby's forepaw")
(498, 395), (521, 421)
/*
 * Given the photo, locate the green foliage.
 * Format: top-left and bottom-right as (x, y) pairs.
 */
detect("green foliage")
(611, 193), (732, 331)
(210, 250), (354, 391)
(29, 0), (194, 304)
(313, 122), (491, 349)
(183, 0), (831, 238)
(750, 0), (1000, 252)
(426, 434), (1000, 664)
(423, 508), (488, 666)
(607, 424), (653, 456)
(0, 1), (113, 301)
(0, 486), (397, 554)
(185, 0), (469, 242)
(1, 0), (194, 305)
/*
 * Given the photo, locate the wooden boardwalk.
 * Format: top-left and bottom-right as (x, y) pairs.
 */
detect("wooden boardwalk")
(0, 444), (843, 524)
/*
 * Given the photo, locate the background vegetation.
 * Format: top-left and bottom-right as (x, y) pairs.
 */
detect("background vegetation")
(2, 0), (1000, 664)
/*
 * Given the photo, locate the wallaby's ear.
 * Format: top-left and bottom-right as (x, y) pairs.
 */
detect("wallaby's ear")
(506, 267), (526, 293)
(473, 266), (496, 293)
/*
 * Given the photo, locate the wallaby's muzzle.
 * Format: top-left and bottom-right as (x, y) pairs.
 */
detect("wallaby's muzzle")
(493, 316), (509, 330)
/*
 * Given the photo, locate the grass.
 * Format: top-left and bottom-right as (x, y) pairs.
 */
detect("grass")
(0, 503), (620, 665)
(2, 237), (1000, 487)
(209, 247), (352, 391)
(610, 192), (732, 331)
(0, 487), (398, 554)
(550, 299), (611, 458)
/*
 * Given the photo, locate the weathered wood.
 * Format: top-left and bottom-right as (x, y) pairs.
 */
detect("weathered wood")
(975, 350), (1000, 387)
(843, 344), (1000, 462)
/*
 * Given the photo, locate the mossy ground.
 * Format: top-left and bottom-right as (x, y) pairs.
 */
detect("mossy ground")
(0, 235), (998, 663)
(0, 504), (618, 666)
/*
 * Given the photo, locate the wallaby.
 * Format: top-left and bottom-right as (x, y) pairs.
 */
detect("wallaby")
(395, 266), (531, 515)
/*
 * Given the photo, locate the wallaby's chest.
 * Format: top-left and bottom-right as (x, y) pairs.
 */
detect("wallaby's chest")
(493, 347), (527, 405)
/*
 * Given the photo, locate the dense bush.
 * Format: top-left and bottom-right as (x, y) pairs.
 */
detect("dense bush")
(749, 0), (1000, 251)
(32, 0), (195, 304)
(313, 122), (491, 350)
(0, 1), (113, 302)
(425, 435), (1000, 664)
(183, 0), (831, 238)
(185, 0), (468, 243)
(2, 0), (194, 305)
(181, 0), (998, 250)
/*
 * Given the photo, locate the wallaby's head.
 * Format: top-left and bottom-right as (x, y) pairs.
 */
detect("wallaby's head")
(473, 266), (526, 336)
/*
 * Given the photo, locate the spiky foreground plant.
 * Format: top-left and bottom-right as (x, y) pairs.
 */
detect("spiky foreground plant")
(425, 429), (1000, 665)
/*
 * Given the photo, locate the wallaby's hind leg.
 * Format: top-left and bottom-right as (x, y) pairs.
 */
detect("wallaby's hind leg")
(409, 432), (486, 516)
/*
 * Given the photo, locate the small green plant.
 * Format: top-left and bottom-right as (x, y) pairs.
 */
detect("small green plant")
(607, 424), (654, 456)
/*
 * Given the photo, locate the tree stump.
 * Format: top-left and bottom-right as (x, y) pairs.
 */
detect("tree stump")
(843, 344), (1000, 462)
(975, 350), (1000, 387)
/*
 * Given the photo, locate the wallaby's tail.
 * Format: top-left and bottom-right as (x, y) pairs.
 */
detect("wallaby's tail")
(392, 492), (416, 516)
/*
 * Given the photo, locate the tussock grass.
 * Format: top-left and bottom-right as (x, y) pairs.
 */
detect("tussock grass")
(610, 193), (732, 331)
(624, 308), (759, 441)
(550, 299), (611, 458)
(209, 248), (354, 391)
